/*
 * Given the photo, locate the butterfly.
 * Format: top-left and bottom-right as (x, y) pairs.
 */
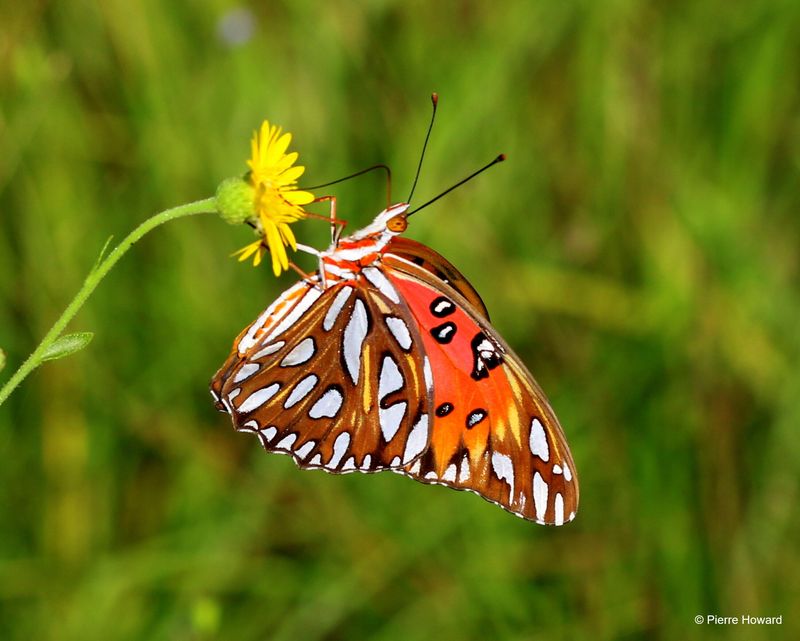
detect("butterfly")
(211, 202), (579, 525)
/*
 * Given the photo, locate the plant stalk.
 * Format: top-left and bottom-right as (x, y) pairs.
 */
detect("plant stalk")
(0, 196), (217, 407)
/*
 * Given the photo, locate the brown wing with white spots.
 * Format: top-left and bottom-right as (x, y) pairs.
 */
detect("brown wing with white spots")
(383, 255), (579, 525)
(211, 274), (433, 473)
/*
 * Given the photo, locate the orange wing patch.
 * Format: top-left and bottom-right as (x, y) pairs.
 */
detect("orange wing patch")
(384, 256), (579, 524)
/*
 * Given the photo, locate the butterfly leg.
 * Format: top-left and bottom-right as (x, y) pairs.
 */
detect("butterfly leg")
(294, 243), (326, 289)
(313, 196), (348, 246)
(287, 260), (317, 284)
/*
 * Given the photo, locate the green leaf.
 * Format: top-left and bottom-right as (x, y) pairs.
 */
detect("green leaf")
(91, 235), (114, 274)
(40, 332), (94, 363)
(0, 348), (5, 372)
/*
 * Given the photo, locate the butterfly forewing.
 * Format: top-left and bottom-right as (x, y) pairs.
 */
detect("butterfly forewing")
(211, 274), (434, 473)
(382, 254), (579, 524)
(386, 237), (490, 320)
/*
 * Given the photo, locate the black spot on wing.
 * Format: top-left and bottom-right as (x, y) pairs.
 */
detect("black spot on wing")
(430, 296), (456, 318)
(466, 408), (488, 429)
(431, 321), (457, 344)
(435, 402), (454, 417)
(469, 331), (503, 380)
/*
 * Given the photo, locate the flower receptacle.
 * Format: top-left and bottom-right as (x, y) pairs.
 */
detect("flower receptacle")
(216, 176), (255, 225)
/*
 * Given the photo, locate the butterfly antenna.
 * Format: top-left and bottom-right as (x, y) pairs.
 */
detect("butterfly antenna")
(305, 163), (392, 194)
(406, 154), (506, 217)
(406, 93), (438, 204)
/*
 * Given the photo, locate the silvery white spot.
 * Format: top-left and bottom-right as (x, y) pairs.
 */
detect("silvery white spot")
(280, 337), (316, 367)
(242, 420), (258, 431)
(309, 387), (344, 419)
(458, 455), (471, 482)
(343, 299), (368, 385)
(324, 263), (356, 279)
(407, 459), (421, 475)
(553, 464), (563, 475)
(390, 456), (401, 467)
(554, 493), (564, 526)
(328, 246), (374, 262)
(423, 357), (433, 393)
(533, 472), (549, 523)
(227, 388), (241, 402)
(529, 418), (549, 462)
(210, 389), (220, 402)
(237, 282), (307, 352)
(518, 493), (527, 511)
(222, 397), (233, 414)
(233, 363), (260, 383)
(275, 433), (297, 451)
(342, 457), (356, 471)
(327, 432), (350, 468)
(569, 511), (575, 521)
(251, 341), (285, 360)
(386, 317), (412, 350)
(443, 464), (457, 482)
(563, 464), (573, 482)
(467, 409), (488, 428)
(363, 267), (400, 303)
(433, 299), (453, 315)
(378, 355), (403, 400)
(360, 454), (372, 469)
(324, 286), (353, 331)
(259, 426), (277, 442)
(402, 414), (429, 463)
(238, 308), (272, 353)
(263, 287), (323, 343)
(294, 440), (315, 460)
(491, 452), (515, 502)
(424, 471), (438, 480)
(379, 402), (407, 442)
(309, 454), (322, 466)
(284, 374), (318, 409)
(238, 383), (280, 413)
(433, 323), (455, 341)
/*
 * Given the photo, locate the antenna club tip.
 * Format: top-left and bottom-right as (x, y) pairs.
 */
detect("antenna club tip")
(498, 153), (507, 162)
(431, 93), (439, 105)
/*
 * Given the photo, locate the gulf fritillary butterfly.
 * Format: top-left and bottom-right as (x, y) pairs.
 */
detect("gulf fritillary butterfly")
(211, 199), (579, 525)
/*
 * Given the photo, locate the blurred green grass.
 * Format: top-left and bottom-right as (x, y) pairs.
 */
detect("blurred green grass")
(2, 1), (799, 639)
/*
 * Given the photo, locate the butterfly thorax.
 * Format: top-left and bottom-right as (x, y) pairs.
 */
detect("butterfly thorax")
(319, 203), (410, 284)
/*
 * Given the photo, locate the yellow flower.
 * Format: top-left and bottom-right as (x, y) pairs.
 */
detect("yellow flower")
(233, 120), (315, 276)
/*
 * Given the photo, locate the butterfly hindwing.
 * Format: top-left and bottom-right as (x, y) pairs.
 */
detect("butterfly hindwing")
(211, 273), (433, 473)
(382, 254), (579, 524)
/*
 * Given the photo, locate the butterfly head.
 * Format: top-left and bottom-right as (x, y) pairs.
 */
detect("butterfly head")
(348, 202), (410, 242)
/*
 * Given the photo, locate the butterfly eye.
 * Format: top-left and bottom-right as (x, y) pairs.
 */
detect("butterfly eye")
(387, 215), (408, 233)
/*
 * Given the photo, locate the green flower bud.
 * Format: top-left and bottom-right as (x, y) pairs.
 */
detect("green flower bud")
(215, 176), (255, 225)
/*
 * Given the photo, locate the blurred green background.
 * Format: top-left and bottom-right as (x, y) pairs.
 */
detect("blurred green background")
(1, 1), (799, 639)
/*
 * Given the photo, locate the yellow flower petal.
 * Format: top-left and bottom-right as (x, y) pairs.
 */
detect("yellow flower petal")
(283, 189), (315, 205)
(237, 118), (315, 275)
(266, 132), (292, 167)
(280, 165), (305, 183)
(278, 222), (297, 250)
(263, 221), (287, 276)
(275, 152), (299, 173)
(232, 240), (266, 266)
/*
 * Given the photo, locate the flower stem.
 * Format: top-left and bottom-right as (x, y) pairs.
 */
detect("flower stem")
(0, 196), (217, 407)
